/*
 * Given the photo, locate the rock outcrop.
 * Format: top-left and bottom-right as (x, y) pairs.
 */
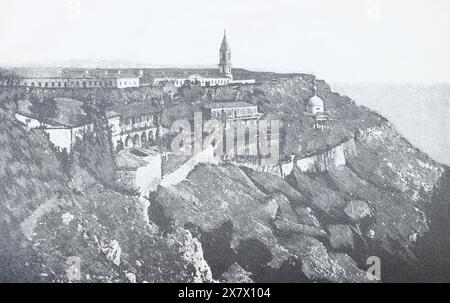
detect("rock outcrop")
(153, 164), (370, 282)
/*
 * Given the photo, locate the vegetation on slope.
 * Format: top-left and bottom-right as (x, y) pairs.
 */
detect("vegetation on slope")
(0, 90), (211, 282)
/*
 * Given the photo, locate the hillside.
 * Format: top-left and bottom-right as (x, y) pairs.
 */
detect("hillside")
(0, 95), (211, 282)
(151, 123), (447, 281)
(1, 72), (449, 282)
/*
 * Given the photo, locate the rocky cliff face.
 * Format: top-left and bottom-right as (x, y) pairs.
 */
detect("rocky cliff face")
(150, 122), (447, 282)
(152, 164), (369, 282)
(149, 76), (449, 282)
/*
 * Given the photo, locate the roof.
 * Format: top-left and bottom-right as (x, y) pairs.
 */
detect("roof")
(309, 95), (324, 106)
(106, 102), (159, 118)
(203, 102), (256, 110)
(17, 97), (91, 128)
(220, 30), (231, 51)
(116, 147), (160, 170)
(12, 68), (139, 79)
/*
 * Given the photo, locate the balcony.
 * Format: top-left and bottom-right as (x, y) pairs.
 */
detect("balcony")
(226, 113), (263, 121)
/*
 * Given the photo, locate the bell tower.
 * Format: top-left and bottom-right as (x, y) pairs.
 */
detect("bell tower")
(219, 30), (232, 79)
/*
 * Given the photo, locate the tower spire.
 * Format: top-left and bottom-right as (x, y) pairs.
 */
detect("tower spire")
(220, 29), (230, 52)
(219, 29), (232, 79)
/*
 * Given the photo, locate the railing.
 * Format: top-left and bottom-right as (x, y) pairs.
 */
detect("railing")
(226, 113), (263, 120)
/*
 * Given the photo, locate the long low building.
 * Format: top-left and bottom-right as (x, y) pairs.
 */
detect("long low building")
(15, 97), (160, 152)
(202, 101), (263, 128)
(6, 69), (140, 89)
(152, 73), (232, 87)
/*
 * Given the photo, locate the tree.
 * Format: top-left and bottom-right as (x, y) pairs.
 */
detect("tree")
(0, 69), (19, 86)
(29, 97), (57, 127)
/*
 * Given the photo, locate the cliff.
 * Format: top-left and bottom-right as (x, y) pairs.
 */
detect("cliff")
(152, 164), (368, 282)
(148, 76), (449, 282)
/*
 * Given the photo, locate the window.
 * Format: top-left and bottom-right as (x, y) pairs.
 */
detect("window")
(38, 82), (42, 87)
(76, 81), (79, 87)
(52, 82), (55, 87)
(31, 82), (35, 86)
(45, 82), (48, 87)
(58, 82), (61, 87)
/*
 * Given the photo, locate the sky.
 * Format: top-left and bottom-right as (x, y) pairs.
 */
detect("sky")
(1, 0), (450, 83)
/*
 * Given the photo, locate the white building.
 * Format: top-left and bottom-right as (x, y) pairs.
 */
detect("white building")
(106, 102), (160, 150)
(306, 85), (333, 130)
(153, 74), (232, 88)
(8, 69), (140, 89)
(308, 94), (325, 115)
(15, 97), (161, 153)
(15, 98), (94, 151)
(151, 30), (254, 87)
(202, 101), (263, 128)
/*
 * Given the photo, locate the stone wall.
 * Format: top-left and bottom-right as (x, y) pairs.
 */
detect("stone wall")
(160, 145), (219, 187)
(134, 155), (162, 195)
(256, 138), (358, 178)
(115, 151), (162, 196)
(294, 138), (357, 174)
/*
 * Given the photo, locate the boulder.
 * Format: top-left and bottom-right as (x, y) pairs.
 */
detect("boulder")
(274, 219), (327, 237)
(344, 200), (372, 221)
(265, 198), (279, 220)
(220, 263), (254, 283)
(62, 213), (74, 225)
(101, 240), (121, 266)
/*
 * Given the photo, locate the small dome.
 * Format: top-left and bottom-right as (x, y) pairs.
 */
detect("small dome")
(309, 95), (324, 107)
